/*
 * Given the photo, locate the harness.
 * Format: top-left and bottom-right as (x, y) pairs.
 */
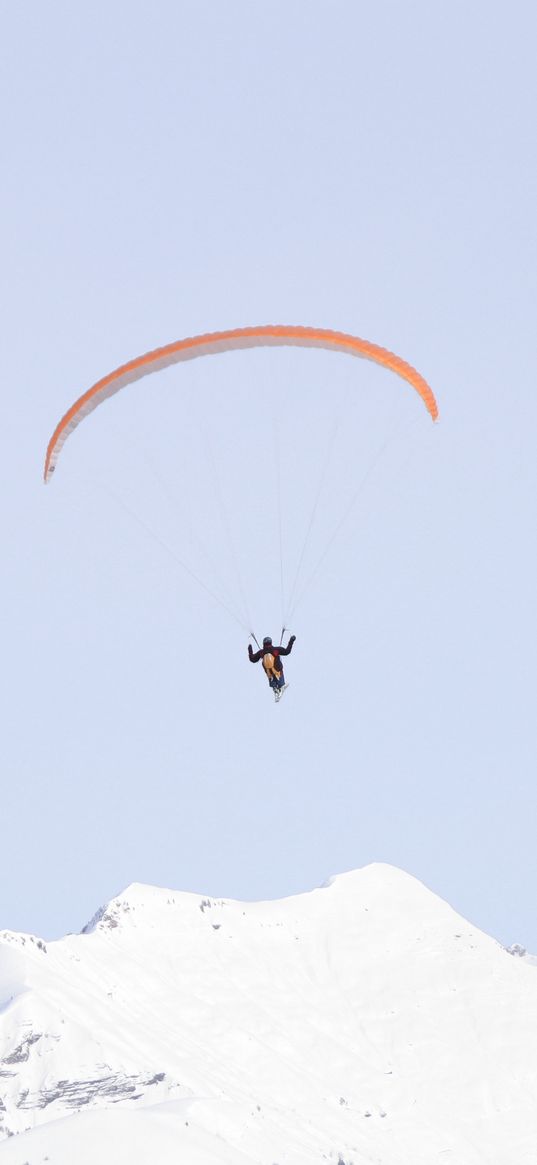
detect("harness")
(262, 650), (282, 681)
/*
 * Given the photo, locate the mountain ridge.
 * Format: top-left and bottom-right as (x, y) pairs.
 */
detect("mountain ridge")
(1, 864), (536, 1164)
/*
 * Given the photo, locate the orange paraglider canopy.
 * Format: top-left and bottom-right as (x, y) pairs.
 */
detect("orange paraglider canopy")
(44, 325), (438, 481)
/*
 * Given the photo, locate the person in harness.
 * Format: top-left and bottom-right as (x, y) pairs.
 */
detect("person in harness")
(248, 634), (296, 700)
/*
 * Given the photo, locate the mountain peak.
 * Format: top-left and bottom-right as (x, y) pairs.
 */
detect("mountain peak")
(2, 864), (537, 1163)
(83, 862), (444, 936)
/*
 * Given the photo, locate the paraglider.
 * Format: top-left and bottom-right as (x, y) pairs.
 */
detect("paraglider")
(43, 325), (438, 483)
(44, 324), (438, 703)
(248, 634), (296, 702)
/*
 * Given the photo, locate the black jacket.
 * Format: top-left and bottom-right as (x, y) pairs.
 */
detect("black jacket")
(248, 635), (296, 671)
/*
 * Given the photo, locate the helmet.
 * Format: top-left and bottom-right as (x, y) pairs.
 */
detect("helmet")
(262, 636), (273, 647)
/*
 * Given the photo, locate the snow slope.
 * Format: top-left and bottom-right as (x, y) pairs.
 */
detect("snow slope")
(0, 864), (536, 1164)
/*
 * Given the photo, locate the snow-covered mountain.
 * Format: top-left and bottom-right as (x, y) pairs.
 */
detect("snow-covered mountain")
(1, 864), (536, 1164)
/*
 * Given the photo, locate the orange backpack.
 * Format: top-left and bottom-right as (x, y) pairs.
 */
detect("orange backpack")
(262, 652), (279, 680)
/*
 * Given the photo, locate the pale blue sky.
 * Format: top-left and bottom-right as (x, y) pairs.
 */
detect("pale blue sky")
(2, 1), (536, 948)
